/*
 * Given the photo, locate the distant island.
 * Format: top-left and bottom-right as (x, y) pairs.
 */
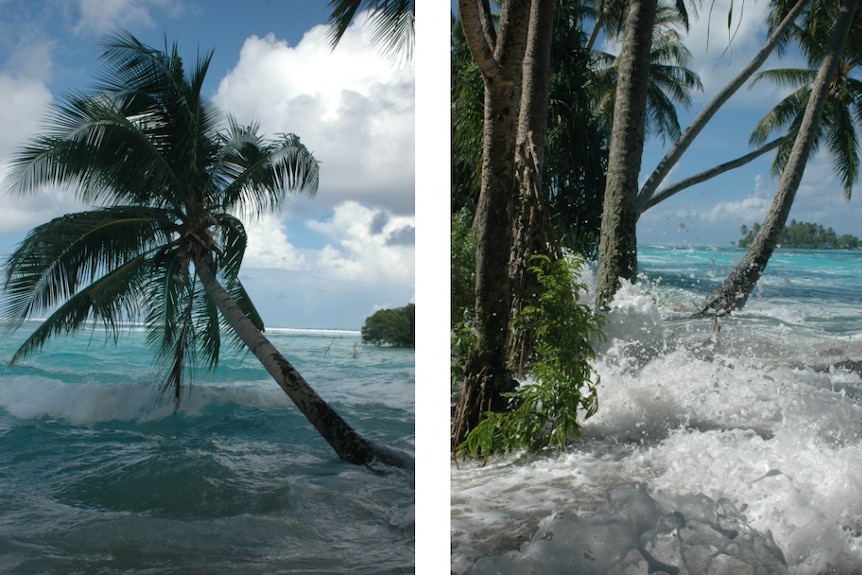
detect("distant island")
(736, 220), (861, 249)
(361, 303), (415, 347)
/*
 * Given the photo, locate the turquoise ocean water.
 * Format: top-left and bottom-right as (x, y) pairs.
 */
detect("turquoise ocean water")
(454, 246), (862, 574)
(0, 325), (414, 574)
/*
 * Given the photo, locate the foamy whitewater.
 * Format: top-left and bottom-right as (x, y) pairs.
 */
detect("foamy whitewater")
(0, 326), (414, 573)
(452, 246), (862, 574)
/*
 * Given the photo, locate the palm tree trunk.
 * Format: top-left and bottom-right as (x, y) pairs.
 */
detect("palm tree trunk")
(595, 0), (657, 309)
(507, 0), (559, 377)
(193, 252), (412, 469)
(451, 0), (531, 448)
(699, 0), (860, 315)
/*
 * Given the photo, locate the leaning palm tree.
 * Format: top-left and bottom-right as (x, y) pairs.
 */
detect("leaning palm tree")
(1, 31), (409, 469)
(699, 0), (861, 315)
(747, 13), (862, 200)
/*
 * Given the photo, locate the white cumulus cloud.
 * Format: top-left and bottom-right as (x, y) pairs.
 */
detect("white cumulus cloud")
(307, 201), (415, 284)
(212, 15), (415, 216)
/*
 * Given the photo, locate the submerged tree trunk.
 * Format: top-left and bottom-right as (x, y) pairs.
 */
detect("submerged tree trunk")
(594, 0), (657, 310)
(699, 0), (859, 315)
(451, 0), (531, 448)
(507, 0), (558, 377)
(193, 252), (412, 469)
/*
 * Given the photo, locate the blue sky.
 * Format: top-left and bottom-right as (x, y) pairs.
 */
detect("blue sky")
(0, 0), (415, 329)
(616, 0), (862, 246)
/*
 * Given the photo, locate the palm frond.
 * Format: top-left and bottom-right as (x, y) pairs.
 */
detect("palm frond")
(645, 82), (683, 141)
(9, 254), (150, 364)
(268, 133), (320, 197)
(3, 207), (175, 323)
(158, 301), (195, 409)
(750, 67), (817, 90)
(822, 100), (859, 199)
(227, 278), (264, 332)
(750, 86), (811, 146)
(213, 213), (248, 282)
(217, 127), (320, 217)
(848, 77), (862, 126)
(327, 0), (414, 62)
(193, 281), (222, 371)
(7, 94), (185, 209)
(145, 246), (189, 357)
(143, 247), (196, 408)
(93, 28), (221, 206)
(770, 116), (820, 178)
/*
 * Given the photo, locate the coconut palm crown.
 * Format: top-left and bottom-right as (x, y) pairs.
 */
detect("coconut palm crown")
(1, 31), (407, 468)
(750, 2), (862, 199)
(590, 4), (703, 144)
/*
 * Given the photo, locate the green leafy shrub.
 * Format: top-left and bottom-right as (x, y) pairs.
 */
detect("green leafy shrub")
(361, 303), (415, 347)
(450, 320), (476, 389)
(451, 208), (477, 325)
(457, 254), (603, 457)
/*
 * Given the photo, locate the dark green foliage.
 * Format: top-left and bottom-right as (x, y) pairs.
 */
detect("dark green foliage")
(544, 2), (608, 257)
(451, 209), (476, 325)
(738, 220), (861, 249)
(450, 208), (478, 386)
(457, 255), (603, 457)
(361, 303), (415, 347)
(750, 0), (862, 200)
(327, 0), (414, 62)
(450, 321), (476, 389)
(450, 16), (484, 217)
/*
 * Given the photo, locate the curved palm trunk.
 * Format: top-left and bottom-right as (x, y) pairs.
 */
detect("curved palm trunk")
(595, 0), (657, 309)
(699, 0), (860, 315)
(193, 252), (412, 470)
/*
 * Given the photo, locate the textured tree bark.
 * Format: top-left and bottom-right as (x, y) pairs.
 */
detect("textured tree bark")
(451, 0), (531, 448)
(194, 252), (412, 469)
(506, 0), (559, 377)
(594, 0), (657, 310)
(699, 0), (859, 315)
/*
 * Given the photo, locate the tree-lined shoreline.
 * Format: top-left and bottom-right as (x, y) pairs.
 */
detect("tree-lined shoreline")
(737, 220), (861, 249)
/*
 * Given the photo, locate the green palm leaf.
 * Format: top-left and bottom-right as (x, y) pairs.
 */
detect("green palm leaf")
(822, 99), (859, 198)
(9, 254), (150, 364)
(3, 207), (175, 322)
(9, 95), (185, 209)
(327, 0), (414, 62)
(589, 4), (701, 142)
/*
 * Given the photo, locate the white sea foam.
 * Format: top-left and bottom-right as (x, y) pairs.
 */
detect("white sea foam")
(0, 376), (288, 425)
(452, 252), (862, 574)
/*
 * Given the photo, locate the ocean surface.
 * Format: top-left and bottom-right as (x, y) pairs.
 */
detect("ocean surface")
(0, 325), (414, 574)
(452, 245), (862, 574)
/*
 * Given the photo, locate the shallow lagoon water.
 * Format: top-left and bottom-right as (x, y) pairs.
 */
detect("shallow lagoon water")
(452, 247), (862, 574)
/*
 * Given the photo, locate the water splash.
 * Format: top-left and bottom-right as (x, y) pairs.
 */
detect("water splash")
(452, 247), (862, 574)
